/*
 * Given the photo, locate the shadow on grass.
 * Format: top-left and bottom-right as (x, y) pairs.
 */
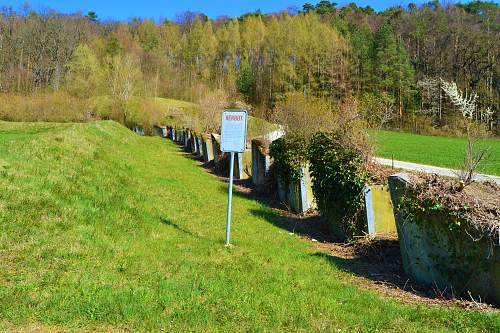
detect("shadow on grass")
(248, 206), (450, 303)
(160, 217), (202, 239)
(165, 137), (469, 305)
(308, 251), (454, 302)
(249, 208), (333, 243)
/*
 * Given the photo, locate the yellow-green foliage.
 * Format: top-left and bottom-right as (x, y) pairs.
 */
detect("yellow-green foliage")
(272, 92), (336, 139)
(155, 97), (276, 138)
(247, 116), (277, 139)
(0, 92), (89, 122)
(88, 95), (122, 121)
(131, 98), (170, 130)
(155, 97), (200, 129)
(65, 45), (105, 98)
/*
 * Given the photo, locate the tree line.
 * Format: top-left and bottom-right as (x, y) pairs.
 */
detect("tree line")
(0, 1), (498, 134)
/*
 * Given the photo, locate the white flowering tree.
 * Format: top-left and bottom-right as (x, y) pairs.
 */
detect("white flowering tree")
(440, 79), (492, 185)
(440, 79), (494, 125)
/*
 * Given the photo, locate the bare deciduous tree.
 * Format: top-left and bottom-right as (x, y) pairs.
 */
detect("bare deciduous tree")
(456, 136), (490, 187)
(198, 89), (228, 133)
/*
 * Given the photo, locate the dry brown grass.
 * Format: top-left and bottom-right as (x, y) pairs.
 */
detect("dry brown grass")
(410, 173), (500, 239)
(0, 92), (90, 123)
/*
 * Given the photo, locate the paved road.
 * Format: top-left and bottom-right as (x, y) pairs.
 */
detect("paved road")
(375, 157), (500, 185)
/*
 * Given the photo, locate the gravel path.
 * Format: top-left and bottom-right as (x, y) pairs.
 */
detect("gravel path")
(375, 157), (500, 185)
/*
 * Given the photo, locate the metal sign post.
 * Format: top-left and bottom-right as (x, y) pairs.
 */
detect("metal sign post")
(225, 152), (235, 246)
(220, 110), (248, 246)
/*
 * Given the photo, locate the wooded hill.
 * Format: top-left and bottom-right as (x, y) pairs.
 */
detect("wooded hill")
(0, 1), (498, 134)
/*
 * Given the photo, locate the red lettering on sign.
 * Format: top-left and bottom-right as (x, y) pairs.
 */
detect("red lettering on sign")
(225, 115), (243, 121)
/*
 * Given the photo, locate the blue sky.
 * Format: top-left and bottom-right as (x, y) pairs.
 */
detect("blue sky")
(0, 1), (460, 21)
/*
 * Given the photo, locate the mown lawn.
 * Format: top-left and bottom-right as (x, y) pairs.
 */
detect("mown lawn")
(0, 121), (498, 332)
(370, 130), (500, 176)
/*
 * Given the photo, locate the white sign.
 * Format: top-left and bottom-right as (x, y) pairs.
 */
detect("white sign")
(220, 110), (248, 153)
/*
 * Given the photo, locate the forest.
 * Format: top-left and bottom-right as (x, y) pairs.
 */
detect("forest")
(0, 1), (498, 136)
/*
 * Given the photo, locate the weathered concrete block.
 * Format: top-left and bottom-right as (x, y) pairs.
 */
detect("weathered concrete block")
(181, 129), (187, 146)
(167, 127), (173, 140)
(388, 173), (500, 305)
(201, 134), (214, 163)
(184, 130), (192, 149)
(195, 135), (203, 157)
(252, 140), (272, 187)
(277, 164), (315, 214)
(153, 125), (167, 138)
(188, 131), (197, 153)
(133, 125), (145, 136)
(176, 129), (183, 143)
(364, 185), (397, 236)
(211, 133), (224, 163)
(233, 149), (252, 180)
(191, 133), (200, 156)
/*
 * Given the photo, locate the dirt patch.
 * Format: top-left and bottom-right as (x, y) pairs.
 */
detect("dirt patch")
(311, 236), (497, 311)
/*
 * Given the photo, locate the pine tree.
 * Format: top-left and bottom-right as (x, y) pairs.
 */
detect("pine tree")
(373, 23), (415, 116)
(348, 24), (374, 93)
(237, 61), (254, 102)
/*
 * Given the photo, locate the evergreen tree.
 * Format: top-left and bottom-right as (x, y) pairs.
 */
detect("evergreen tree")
(348, 24), (374, 93)
(85, 11), (98, 23)
(315, 1), (337, 16)
(237, 61), (255, 102)
(373, 23), (415, 116)
(105, 37), (123, 57)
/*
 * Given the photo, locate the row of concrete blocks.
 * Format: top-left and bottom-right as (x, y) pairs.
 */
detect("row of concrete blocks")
(252, 141), (397, 238)
(165, 127), (251, 180)
(253, 140), (500, 305)
(156, 126), (499, 305)
(160, 127), (395, 237)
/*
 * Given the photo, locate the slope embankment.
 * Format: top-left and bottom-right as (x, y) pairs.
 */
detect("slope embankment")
(0, 121), (497, 332)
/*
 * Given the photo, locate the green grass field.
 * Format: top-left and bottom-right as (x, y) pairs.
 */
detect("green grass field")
(369, 130), (500, 176)
(0, 121), (498, 331)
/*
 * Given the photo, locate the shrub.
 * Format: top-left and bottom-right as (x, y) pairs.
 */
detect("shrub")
(129, 98), (170, 131)
(358, 92), (396, 129)
(90, 95), (122, 121)
(198, 89), (228, 133)
(308, 132), (369, 238)
(269, 135), (309, 185)
(271, 92), (336, 140)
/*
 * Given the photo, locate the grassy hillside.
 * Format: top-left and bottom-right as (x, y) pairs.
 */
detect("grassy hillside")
(370, 130), (500, 176)
(0, 121), (498, 332)
(156, 97), (277, 138)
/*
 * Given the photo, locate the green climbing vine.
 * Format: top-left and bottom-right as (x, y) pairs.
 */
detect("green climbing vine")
(308, 131), (369, 238)
(269, 135), (309, 186)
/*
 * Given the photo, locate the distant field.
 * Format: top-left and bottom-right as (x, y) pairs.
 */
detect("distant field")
(369, 130), (500, 176)
(155, 97), (277, 139)
(1, 121), (497, 331)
